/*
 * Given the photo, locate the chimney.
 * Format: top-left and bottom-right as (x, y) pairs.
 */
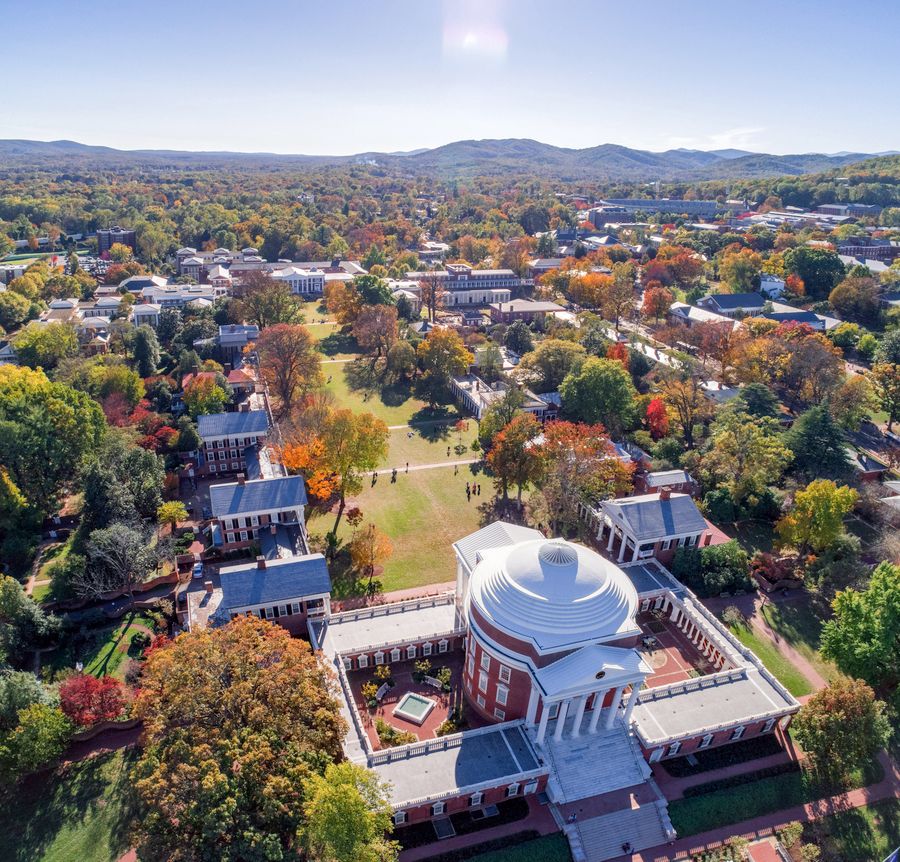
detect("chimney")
(204, 579), (214, 594)
(237, 473), (246, 485)
(659, 487), (672, 501)
(256, 555), (266, 570)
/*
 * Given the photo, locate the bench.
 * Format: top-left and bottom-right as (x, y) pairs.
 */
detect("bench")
(424, 676), (444, 690)
(376, 683), (391, 702)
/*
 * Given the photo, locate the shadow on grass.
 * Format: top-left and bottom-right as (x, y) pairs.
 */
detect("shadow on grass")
(804, 797), (899, 862)
(318, 331), (358, 357)
(343, 361), (419, 410)
(0, 749), (138, 862)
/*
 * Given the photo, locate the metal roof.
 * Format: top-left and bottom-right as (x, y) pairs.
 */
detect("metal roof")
(218, 553), (330, 609)
(601, 493), (707, 541)
(452, 521), (543, 573)
(197, 410), (268, 439)
(210, 476), (307, 517)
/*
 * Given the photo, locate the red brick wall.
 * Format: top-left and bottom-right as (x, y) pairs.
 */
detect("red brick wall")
(638, 716), (784, 761)
(463, 633), (533, 722)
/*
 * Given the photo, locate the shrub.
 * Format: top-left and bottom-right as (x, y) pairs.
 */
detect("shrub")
(436, 666), (453, 692)
(672, 541), (751, 598)
(361, 681), (378, 707)
(59, 673), (127, 727)
(721, 605), (745, 628)
(702, 488), (739, 523)
(123, 659), (144, 686)
(412, 659), (432, 682)
(374, 718), (417, 747)
(130, 631), (151, 651)
(374, 664), (393, 683)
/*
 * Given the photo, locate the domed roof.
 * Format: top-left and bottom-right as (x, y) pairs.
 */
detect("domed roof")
(468, 538), (639, 653)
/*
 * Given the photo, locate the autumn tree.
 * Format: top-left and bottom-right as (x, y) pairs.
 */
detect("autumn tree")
(59, 674), (127, 728)
(602, 262), (637, 329)
(830, 375), (876, 430)
(157, 500), (188, 535)
(419, 270), (446, 322)
(792, 679), (889, 784)
(324, 280), (363, 325)
(12, 322), (78, 370)
(533, 421), (634, 536)
(349, 523), (393, 592)
(828, 276), (881, 325)
(233, 269), (303, 329)
(657, 370), (710, 449)
(0, 703), (72, 783)
(559, 357), (638, 437)
(353, 304), (398, 362)
(385, 340), (417, 382)
(776, 479), (857, 555)
(518, 338), (586, 393)
(486, 413), (543, 505)
(870, 363), (900, 431)
(645, 398), (669, 440)
(641, 285), (673, 322)
(256, 323), (323, 417)
(131, 615), (345, 862)
(718, 246), (762, 292)
(478, 384), (526, 450)
(785, 246), (845, 300)
(182, 375), (229, 418)
(416, 328), (473, 407)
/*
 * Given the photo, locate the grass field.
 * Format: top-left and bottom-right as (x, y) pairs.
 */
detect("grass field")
(309, 464), (491, 594)
(719, 520), (775, 555)
(727, 621), (814, 697)
(0, 750), (136, 862)
(466, 833), (572, 862)
(386, 420), (479, 468)
(805, 798), (900, 862)
(759, 601), (844, 685)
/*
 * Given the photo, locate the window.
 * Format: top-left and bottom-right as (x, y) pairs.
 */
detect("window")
(375, 652), (385, 665)
(506, 783), (519, 798)
(278, 605), (288, 617)
(493, 708), (506, 721)
(423, 642), (433, 656)
(498, 665), (511, 684)
(393, 811), (406, 826)
(231, 462), (239, 471)
(342, 657), (352, 670)
(496, 684), (508, 706)
(477, 694), (485, 708)
(731, 725), (745, 741)
(549, 703), (560, 720)
(668, 741), (681, 756)
(438, 639), (448, 653)
(432, 801), (445, 816)
(480, 652), (491, 671)
(239, 531), (248, 542)
(406, 645), (416, 660)
(524, 780), (538, 795)
(661, 538), (673, 551)
(762, 718), (776, 733)
(358, 654), (369, 669)
(264, 606), (274, 619)
(470, 791), (483, 807)
(290, 602), (301, 615)
(209, 463), (217, 473)
(700, 733), (713, 749)
(467, 654), (475, 676)
(478, 671), (488, 693)
(391, 648), (401, 662)
(251, 515), (259, 526)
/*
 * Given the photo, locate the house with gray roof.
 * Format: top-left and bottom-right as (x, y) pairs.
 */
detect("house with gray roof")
(696, 292), (767, 318)
(197, 410), (269, 477)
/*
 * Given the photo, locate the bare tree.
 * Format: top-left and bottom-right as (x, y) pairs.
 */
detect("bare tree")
(419, 270), (446, 323)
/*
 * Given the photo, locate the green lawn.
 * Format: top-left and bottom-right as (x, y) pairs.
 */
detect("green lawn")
(727, 622), (814, 697)
(718, 520), (775, 556)
(31, 581), (52, 602)
(0, 750), (136, 862)
(805, 798), (900, 862)
(466, 833), (572, 862)
(309, 464), (490, 594)
(387, 420), (479, 468)
(759, 601), (844, 685)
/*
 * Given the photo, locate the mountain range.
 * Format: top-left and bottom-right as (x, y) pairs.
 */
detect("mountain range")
(0, 137), (894, 182)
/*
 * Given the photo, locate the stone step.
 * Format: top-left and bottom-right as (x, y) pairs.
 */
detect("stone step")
(576, 802), (670, 862)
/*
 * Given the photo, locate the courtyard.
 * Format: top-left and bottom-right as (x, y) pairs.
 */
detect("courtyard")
(637, 611), (720, 689)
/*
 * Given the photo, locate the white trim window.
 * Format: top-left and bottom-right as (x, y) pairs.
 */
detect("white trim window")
(393, 811), (406, 826)
(432, 801), (445, 816)
(290, 602), (301, 615)
(406, 644), (417, 660)
(358, 654), (369, 669)
(278, 605), (288, 617)
(496, 684), (508, 706)
(477, 694), (485, 708)
(478, 670), (488, 693)
(467, 654), (475, 677)
(668, 741), (681, 757)
(375, 651), (385, 665)
(506, 783), (519, 798)
(264, 606), (275, 619)
(498, 665), (511, 684)
(342, 657), (352, 670)
(470, 791), (483, 807)
(524, 780), (538, 795)
(731, 725), (745, 741)
(762, 718), (776, 733)
(391, 648), (401, 662)
(700, 733), (714, 749)
(480, 652), (491, 671)
(549, 703), (560, 720)
(438, 639), (448, 653)
(494, 708), (506, 721)
(423, 642), (433, 656)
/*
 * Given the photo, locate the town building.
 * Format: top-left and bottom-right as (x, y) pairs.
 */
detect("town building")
(271, 265), (326, 296)
(451, 374), (559, 421)
(96, 225), (136, 256)
(197, 410), (269, 476)
(405, 263), (530, 307)
(696, 293), (767, 318)
(489, 298), (565, 324)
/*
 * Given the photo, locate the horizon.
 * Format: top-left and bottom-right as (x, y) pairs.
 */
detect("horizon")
(3, 0), (900, 156)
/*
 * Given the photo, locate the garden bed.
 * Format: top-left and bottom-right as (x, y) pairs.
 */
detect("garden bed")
(395, 797), (531, 851)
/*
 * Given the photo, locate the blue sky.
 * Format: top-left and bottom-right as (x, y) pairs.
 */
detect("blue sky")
(3, 0), (899, 155)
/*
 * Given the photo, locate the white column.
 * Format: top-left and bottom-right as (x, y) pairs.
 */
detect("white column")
(570, 694), (588, 738)
(525, 686), (539, 726)
(587, 689), (606, 734)
(670, 605), (680, 624)
(605, 685), (626, 729)
(554, 698), (569, 741)
(536, 701), (550, 744)
(606, 523), (616, 552)
(617, 536), (628, 562)
(623, 685), (640, 726)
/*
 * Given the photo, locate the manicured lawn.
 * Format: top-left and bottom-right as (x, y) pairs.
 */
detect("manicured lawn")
(0, 749), (136, 862)
(466, 833), (572, 862)
(387, 419), (479, 468)
(309, 464), (490, 594)
(759, 601), (844, 685)
(718, 520), (775, 555)
(309, 321), (362, 359)
(727, 622), (814, 697)
(805, 798), (900, 862)
(845, 514), (882, 546)
(31, 581), (52, 602)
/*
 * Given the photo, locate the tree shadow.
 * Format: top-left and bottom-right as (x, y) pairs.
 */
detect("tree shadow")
(343, 359), (378, 393)
(318, 331), (358, 357)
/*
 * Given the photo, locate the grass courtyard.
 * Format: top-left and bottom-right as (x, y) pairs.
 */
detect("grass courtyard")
(726, 621), (814, 697)
(0, 750), (136, 862)
(759, 600), (844, 685)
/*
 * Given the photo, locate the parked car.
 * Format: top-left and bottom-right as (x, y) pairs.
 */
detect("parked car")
(192, 562), (204, 579)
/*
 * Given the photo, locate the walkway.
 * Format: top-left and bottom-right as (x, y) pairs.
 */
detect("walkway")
(375, 458), (478, 475)
(319, 357), (353, 364)
(611, 749), (900, 862)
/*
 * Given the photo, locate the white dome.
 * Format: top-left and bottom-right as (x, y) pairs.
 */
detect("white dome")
(468, 539), (639, 653)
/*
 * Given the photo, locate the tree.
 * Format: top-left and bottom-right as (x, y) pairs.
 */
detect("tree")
(256, 323), (323, 417)
(0, 670), (53, 732)
(776, 479), (857, 555)
(107, 242), (133, 263)
(384, 340), (416, 382)
(672, 541), (750, 597)
(283, 408), (389, 533)
(304, 761), (397, 862)
(828, 276), (881, 325)
(518, 338), (586, 393)
(0, 703), (71, 782)
(486, 413), (543, 505)
(559, 357), (637, 437)
(645, 398), (669, 439)
(353, 274), (394, 307)
(785, 247), (845, 299)
(533, 421), (634, 536)
(349, 523), (393, 591)
(821, 561), (900, 693)
(505, 320), (533, 355)
(870, 363), (900, 431)
(416, 329), (473, 407)
(785, 405), (851, 480)
(233, 270), (303, 329)
(419, 270), (446, 323)
(132, 324), (160, 378)
(12, 322), (78, 370)
(701, 409), (791, 507)
(0, 290), (33, 331)
(602, 262), (637, 329)
(0, 575), (61, 666)
(324, 280), (363, 325)
(353, 305), (398, 362)
(718, 246), (762, 292)
(876, 329), (900, 364)
(736, 382), (780, 418)
(658, 370), (710, 449)
(79, 523), (157, 600)
(182, 375), (229, 418)
(131, 615), (345, 862)
(830, 375), (877, 430)
(59, 674), (127, 728)
(157, 500), (188, 535)
(792, 679), (889, 784)
(478, 384), (526, 450)
(641, 286), (673, 322)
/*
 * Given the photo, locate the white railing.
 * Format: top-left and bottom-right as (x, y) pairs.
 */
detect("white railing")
(389, 765), (548, 811)
(333, 655), (374, 757)
(330, 591), (456, 624)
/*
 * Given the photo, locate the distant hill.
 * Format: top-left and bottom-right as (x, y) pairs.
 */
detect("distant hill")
(0, 137), (883, 181)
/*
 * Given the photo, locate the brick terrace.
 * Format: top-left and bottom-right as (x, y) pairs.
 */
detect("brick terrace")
(348, 652), (488, 749)
(636, 611), (719, 689)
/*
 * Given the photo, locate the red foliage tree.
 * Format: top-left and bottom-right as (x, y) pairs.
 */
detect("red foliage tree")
(645, 398), (670, 440)
(59, 674), (127, 727)
(606, 341), (629, 369)
(641, 285), (674, 322)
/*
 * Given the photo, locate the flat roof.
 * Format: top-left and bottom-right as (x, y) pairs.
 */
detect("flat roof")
(371, 725), (541, 807)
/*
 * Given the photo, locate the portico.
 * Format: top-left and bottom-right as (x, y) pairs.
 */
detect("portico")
(533, 682), (643, 744)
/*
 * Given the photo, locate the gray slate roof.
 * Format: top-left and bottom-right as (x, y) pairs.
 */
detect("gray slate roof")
(197, 410), (268, 439)
(702, 292), (765, 310)
(453, 521), (543, 573)
(210, 476), (307, 517)
(602, 493), (707, 541)
(219, 554), (331, 609)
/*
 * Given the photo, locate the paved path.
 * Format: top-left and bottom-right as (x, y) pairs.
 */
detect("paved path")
(320, 357), (353, 364)
(374, 458), (479, 476)
(612, 749), (900, 862)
